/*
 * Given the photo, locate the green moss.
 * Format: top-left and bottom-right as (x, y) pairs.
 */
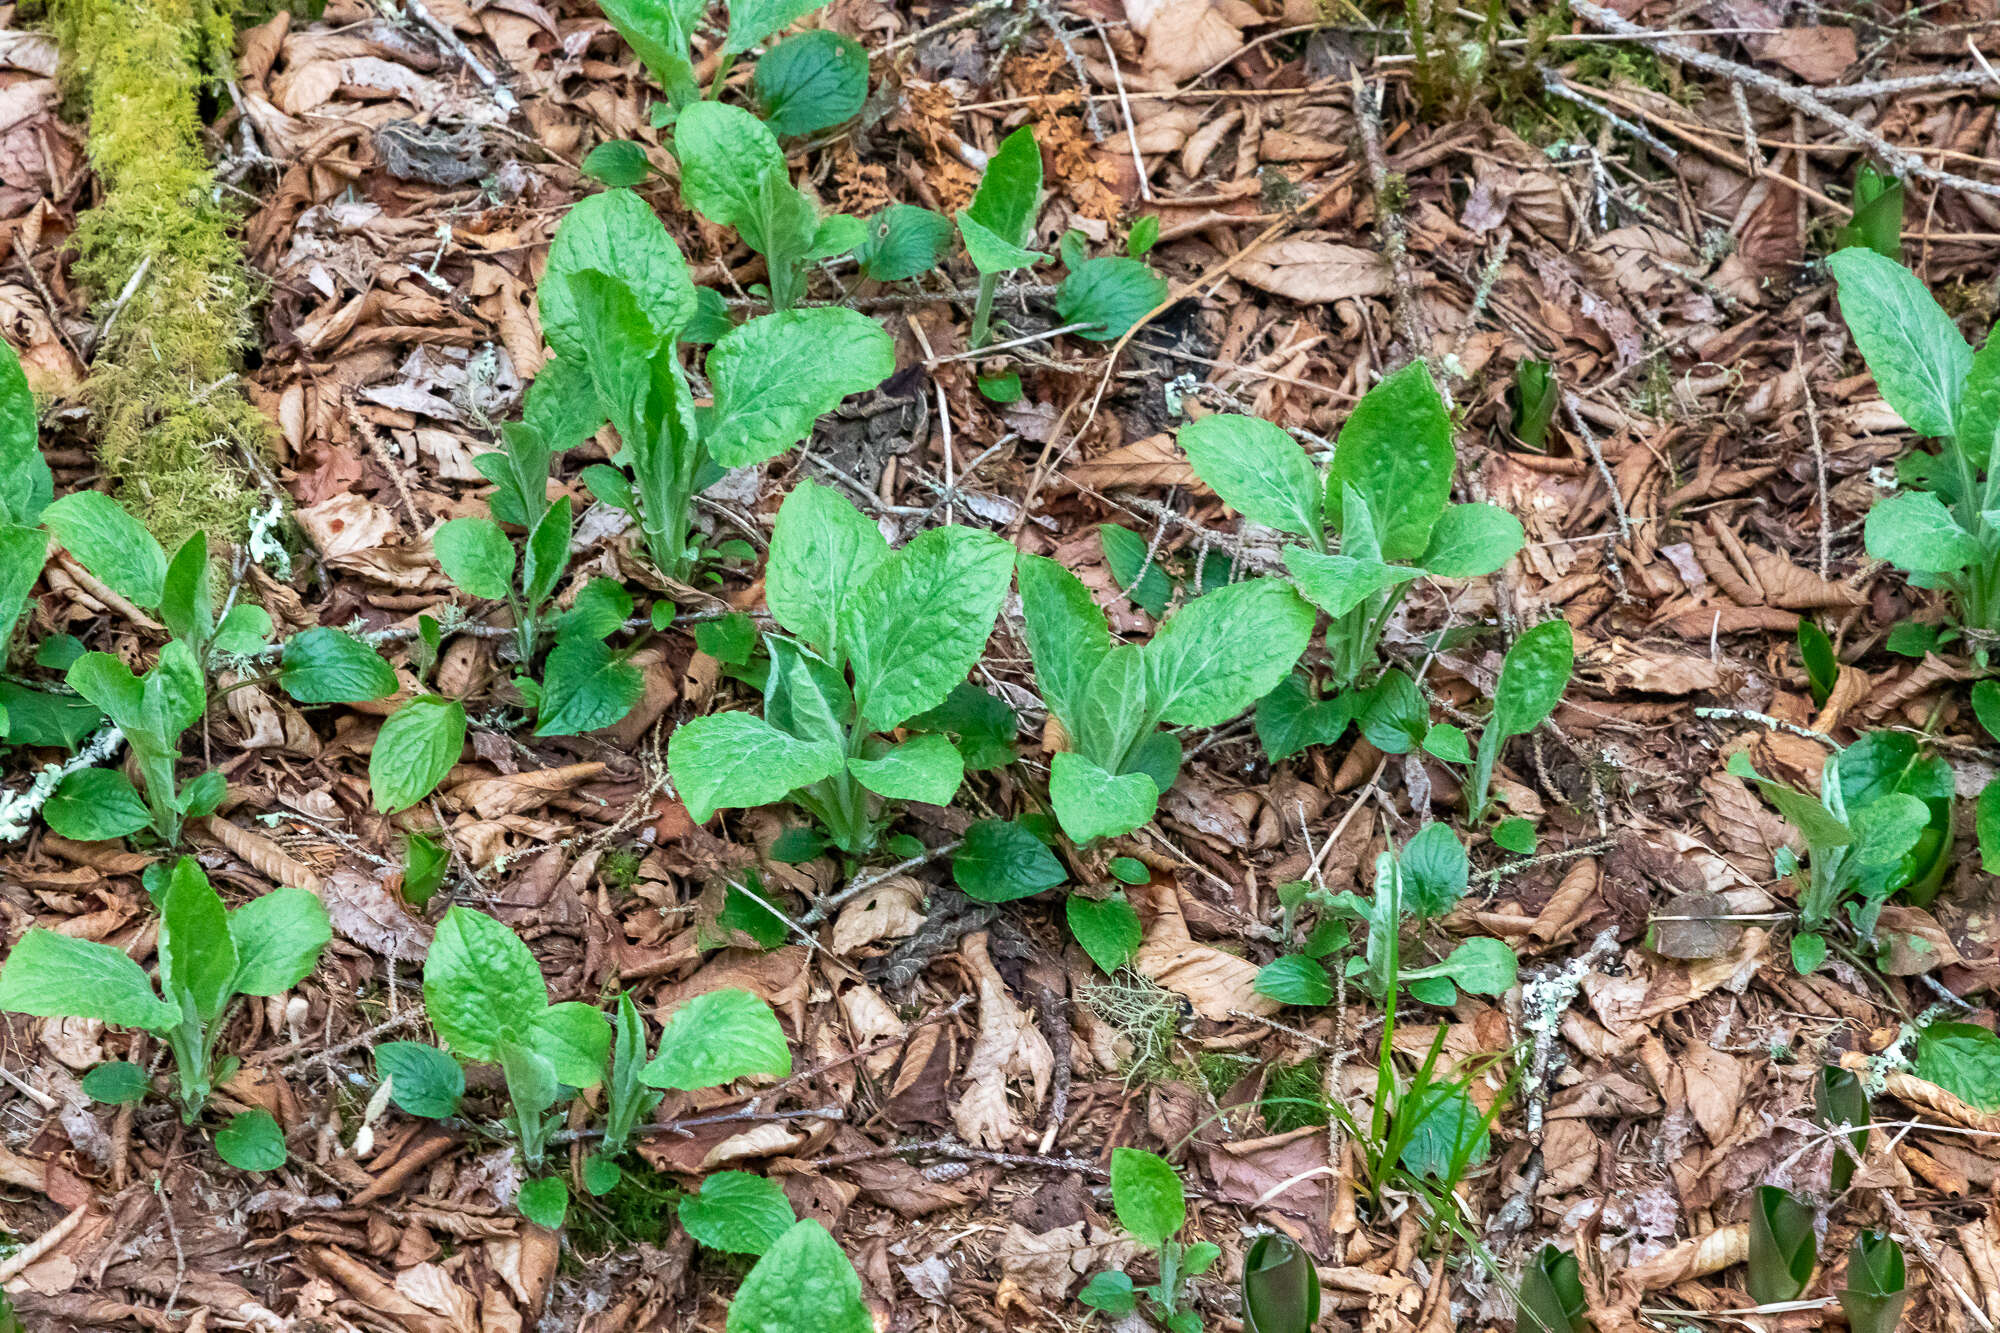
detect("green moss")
(564, 1158), (684, 1255)
(1261, 1060), (1331, 1134)
(600, 845), (646, 891)
(53, 0), (260, 548)
(1195, 1052), (1257, 1100)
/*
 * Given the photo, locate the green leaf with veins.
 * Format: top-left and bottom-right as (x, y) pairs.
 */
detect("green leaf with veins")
(667, 711), (844, 823)
(704, 309), (896, 468)
(1015, 553), (1112, 737)
(1050, 751), (1158, 843)
(1178, 412), (1323, 538)
(755, 30), (867, 136)
(0, 930), (178, 1032)
(839, 525), (1014, 731)
(1828, 247), (1971, 438)
(1066, 891), (1142, 973)
(954, 818), (1067, 903)
(1142, 579), (1316, 727)
(848, 733), (964, 805)
(422, 906), (550, 1063)
(1420, 502), (1525, 578)
(724, 0), (832, 54)
(643, 988), (792, 1090)
(1329, 361), (1455, 561)
(1864, 489), (1980, 574)
(725, 1221), (873, 1333)
(541, 188), (695, 359)
(680, 1171), (797, 1254)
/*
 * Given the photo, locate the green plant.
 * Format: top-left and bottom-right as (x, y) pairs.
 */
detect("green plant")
(1462, 618), (1574, 823)
(597, 0), (836, 114)
(541, 191), (894, 583)
(1018, 552), (1313, 843)
(587, 992), (665, 1193)
(1257, 823), (1517, 1009)
(419, 906), (612, 1225)
(726, 1219), (873, 1333)
(1798, 618), (1839, 708)
(1730, 729), (1949, 972)
(1840, 1231), (1908, 1333)
(1240, 1233), (1321, 1333)
(0, 338), (51, 660)
(673, 102), (864, 311)
(668, 480), (1012, 855)
(855, 204), (955, 283)
(1829, 248), (2000, 657)
(1079, 1147), (1220, 1333)
(1177, 363), (1522, 752)
(1814, 1065), (1870, 1193)
(0, 857), (328, 1132)
(1747, 1185), (1816, 1304)
(680, 1170), (796, 1253)
(1516, 1244), (1586, 1333)
(958, 127), (1047, 348)
(1510, 359), (1558, 450)
(1836, 163), (1904, 261)
(1055, 229), (1165, 343)
(754, 30), (868, 137)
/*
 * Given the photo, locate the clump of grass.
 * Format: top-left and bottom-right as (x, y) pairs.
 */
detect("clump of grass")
(53, 0), (261, 548)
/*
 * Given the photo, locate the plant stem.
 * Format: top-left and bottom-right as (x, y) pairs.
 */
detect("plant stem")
(970, 272), (999, 348)
(707, 52), (735, 99)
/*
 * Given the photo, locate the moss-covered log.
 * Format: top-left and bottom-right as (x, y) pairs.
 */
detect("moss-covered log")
(53, 0), (261, 546)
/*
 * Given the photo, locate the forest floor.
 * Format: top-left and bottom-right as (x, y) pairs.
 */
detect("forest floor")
(2, 0), (2000, 1330)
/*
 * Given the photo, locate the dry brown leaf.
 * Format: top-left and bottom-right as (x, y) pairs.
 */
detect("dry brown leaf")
(1234, 240), (1391, 304)
(1062, 432), (1194, 492)
(201, 818), (324, 894)
(1619, 1224), (1748, 1292)
(1123, 0), (1251, 83)
(1680, 1041), (1744, 1144)
(1757, 26), (1856, 82)
(953, 931), (1053, 1148)
(829, 877), (926, 954)
(323, 865), (434, 963)
(447, 763), (607, 819)
(1131, 882), (1278, 1020)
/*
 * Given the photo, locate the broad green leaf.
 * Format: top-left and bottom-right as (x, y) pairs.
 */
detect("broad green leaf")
(667, 711), (844, 823)
(1254, 672), (1352, 761)
(1864, 488), (1980, 573)
(370, 696), (467, 813)
(542, 188), (696, 359)
(0, 338), (50, 526)
(1728, 753), (1854, 850)
(1828, 247), (1970, 438)
(1850, 791), (1931, 867)
(1417, 936), (1518, 995)
(1835, 162), (1904, 261)
(1144, 579), (1316, 727)
(518, 1176), (569, 1229)
(177, 768), (226, 819)
(840, 525), (1014, 731)
(957, 211), (1047, 274)
(160, 857), (237, 1024)
(855, 205), (954, 282)
(1747, 1185), (1816, 1304)
(1491, 619), (1574, 739)
(1423, 722), (1472, 763)
(0, 682), (100, 750)
(1098, 522), (1173, 618)
(582, 139), (651, 187)
(754, 30), (866, 136)
(1358, 669), (1428, 755)
(215, 1109), (287, 1172)
(1015, 552), (1111, 735)
(0, 930), (177, 1032)
(228, 888), (331, 996)
(522, 496), (573, 609)
(1917, 1021), (2000, 1108)
(1840, 1232), (1909, 1333)
(141, 640), (206, 741)
(596, 0), (705, 104)
(528, 1001), (611, 1088)
(643, 987), (792, 1090)
(1244, 1234), (1323, 1333)
(705, 308), (896, 468)
(762, 638), (851, 753)
(726, 1220), (873, 1333)
(1285, 546), (1420, 618)
(1050, 751), (1158, 843)
(477, 420), (561, 530)
(433, 516), (514, 600)
(907, 682), (1017, 771)
(0, 523), (44, 652)
(1980, 780), (2000, 874)
(1071, 645), (1150, 773)
(1178, 413), (1322, 537)
(724, 0), (830, 53)
(43, 491), (167, 607)
(848, 733), (964, 805)
(65, 651), (142, 733)
(1399, 822), (1468, 918)
(535, 636), (643, 737)
(676, 101), (787, 230)
(1066, 891), (1142, 973)
(376, 1042), (464, 1118)
(1255, 954), (1333, 1006)
(160, 532), (212, 649)
(1109, 1147), (1183, 1247)
(80, 1061), (150, 1106)
(559, 578), (636, 642)
(764, 481), (890, 656)
(954, 818), (1067, 903)
(1329, 361), (1455, 560)
(1420, 503), (1524, 578)
(213, 604), (272, 656)
(1492, 817), (1536, 855)
(280, 627), (398, 704)
(44, 768), (151, 840)
(964, 127), (1042, 250)
(1398, 1084), (1489, 1180)
(1079, 1272), (1138, 1315)
(1056, 257), (1166, 341)
(423, 906), (550, 1062)
(678, 1171), (796, 1254)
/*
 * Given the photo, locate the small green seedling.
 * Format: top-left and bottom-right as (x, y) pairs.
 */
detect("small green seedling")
(540, 190), (894, 582)
(1258, 822), (1517, 1009)
(0, 338), (49, 666)
(1835, 163), (1904, 261)
(400, 831), (449, 908)
(1747, 1184), (1816, 1304)
(1516, 1244), (1587, 1333)
(668, 481), (1013, 854)
(1814, 1065), (1870, 1193)
(1731, 729), (1948, 972)
(596, 0), (835, 112)
(1017, 552), (1314, 844)
(583, 139), (652, 187)
(1240, 1233), (1321, 1333)
(1829, 248), (2000, 657)
(1055, 229), (1166, 343)
(724, 1219), (874, 1333)
(1079, 1147), (1219, 1333)
(420, 906), (612, 1224)
(45, 641), (215, 845)
(1510, 359), (1559, 450)
(587, 992), (665, 1193)
(1177, 363), (1523, 754)
(0, 857), (328, 1131)
(673, 103), (864, 311)
(754, 30), (868, 137)
(1463, 618), (1574, 824)
(958, 127), (1048, 347)
(1798, 617), (1839, 708)
(680, 1170), (797, 1254)
(1840, 1231), (1907, 1333)
(855, 204), (955, 283)
(1969, 680), (2000, 874)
